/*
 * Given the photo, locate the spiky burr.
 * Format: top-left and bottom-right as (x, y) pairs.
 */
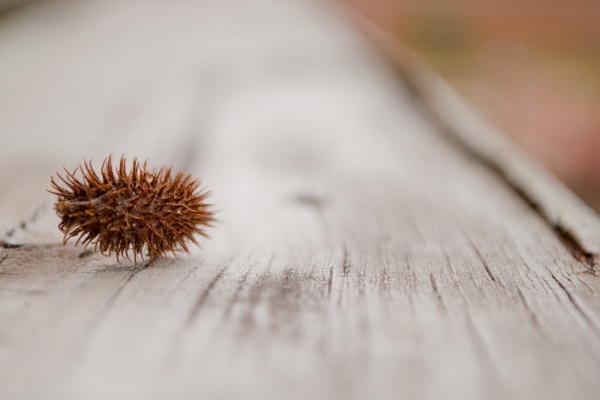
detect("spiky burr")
(49, 155), (213, 263)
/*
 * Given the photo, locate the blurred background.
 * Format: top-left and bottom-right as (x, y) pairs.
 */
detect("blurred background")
(1, 0), (599, 212)
(340, 0), (600, 212)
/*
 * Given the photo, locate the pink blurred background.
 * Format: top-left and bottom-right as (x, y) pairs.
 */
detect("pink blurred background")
(342, 0), (600, 212)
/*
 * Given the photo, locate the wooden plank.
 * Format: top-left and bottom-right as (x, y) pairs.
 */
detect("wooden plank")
(0, 1), (600, 399)
(352, 14), (600, 261)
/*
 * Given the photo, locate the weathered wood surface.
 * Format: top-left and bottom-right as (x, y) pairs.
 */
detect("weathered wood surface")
(355, 16), (600, 259)
(0, 1), (599, 399)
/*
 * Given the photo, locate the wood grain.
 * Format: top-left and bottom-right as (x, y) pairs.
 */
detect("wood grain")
(0, 1), (599, 399)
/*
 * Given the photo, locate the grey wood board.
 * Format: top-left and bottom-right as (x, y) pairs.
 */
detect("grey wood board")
(355, 18), (600, 259)
(0, 0), (599, 399)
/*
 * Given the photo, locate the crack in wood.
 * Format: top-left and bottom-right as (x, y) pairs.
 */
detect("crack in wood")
(342, 247), (350, 276)
(67, 265), (147, 355)
(365, 26), (599, 275)
(240, 256), (275, 324)
(292, 193), (339, 298)
(428, 114), (598, 273)
(509, 185), (596, 271)
(551, 224), (596, 271)
(551, 274), (599, 333)
(429, 272), (446, 312)
(93, 268), (145, 317)
(482, 262), (496, 283)
(427, 98), (596, 272)
(221, 269), (251, 323)
(327, 264), (334, 297)
(467, 241), (499, 283)
(185, 266), (227, 327)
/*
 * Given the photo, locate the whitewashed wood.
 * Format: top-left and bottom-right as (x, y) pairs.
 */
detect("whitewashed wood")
(1, 1), (600, 399)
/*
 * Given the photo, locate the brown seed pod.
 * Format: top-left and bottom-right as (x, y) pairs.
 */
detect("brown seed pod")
(48, 155), (214, 263)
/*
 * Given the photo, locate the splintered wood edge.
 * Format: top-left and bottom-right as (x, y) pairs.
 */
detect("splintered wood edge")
(349, 10), (600, 265)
